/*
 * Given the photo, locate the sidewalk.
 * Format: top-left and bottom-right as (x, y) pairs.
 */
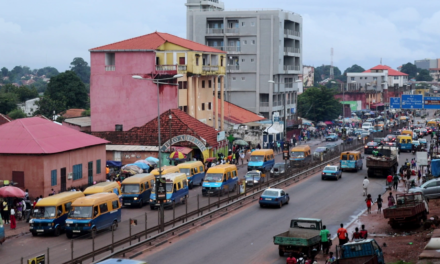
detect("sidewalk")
(4, 218), (30, 239)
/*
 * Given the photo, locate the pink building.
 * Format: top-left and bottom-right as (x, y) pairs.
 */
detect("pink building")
(0, 117), (108, 198)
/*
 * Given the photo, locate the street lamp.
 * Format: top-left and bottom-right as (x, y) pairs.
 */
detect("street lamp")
(132, 73), (182, 232)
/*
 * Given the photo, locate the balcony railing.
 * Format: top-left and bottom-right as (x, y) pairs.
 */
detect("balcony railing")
(225, 28), (239, 34)
(202, 65), (219, 72)
(284, 29), (300, 37)
(284, 65), (300, 71)
(156, 65), (177, 71)
(227, 65), (240, 71)
(178, 65), (187, 71)
(105, 65), (115, 71)
(206, 28), (224, 34)
(273, 101), (281, 106)
(260, 102), (269, 107)
(225, 46), (241, 52)
(208, 45), (224, 51)
(285, 82), (293, 88)
(284, 47), (300, 53)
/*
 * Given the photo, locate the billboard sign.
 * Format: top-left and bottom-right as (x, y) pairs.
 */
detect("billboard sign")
(424, 97), (440, 109)
(401, 95), (423, 109)
(302, 66), (314, 87)
(341, 101), (358, 111)
(389, 97), (401, 109)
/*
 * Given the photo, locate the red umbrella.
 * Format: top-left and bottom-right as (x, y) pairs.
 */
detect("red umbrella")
(0, 186), (26, 198)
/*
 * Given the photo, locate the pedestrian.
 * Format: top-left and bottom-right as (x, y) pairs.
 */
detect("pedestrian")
(38, 195), (42, 202)
(418, 170), (422, 184)
(2, 200), (9, 224)
(362, 176), (369, 196)
(386, 174), (393, 190)
(240, 151), (245, 165)
(51, 188), (55, 196)
(360, 225), (368, 239)
(325, 252), (336, 264)
(286, 253), (297, 264)
(365, 194), (372, 214)
(320, 225), (330, 255)
(337, 223), (348, 245)
(393, 174), (399, 190)
(387, 192), (395, 207)
(376, 194), (383, 213)
(16, 200), (23, 221)
(24, 189), (29, 200)
(352, 227), (361, 241)
(10, 206), (16, 229)
(256, 143), (261, 150)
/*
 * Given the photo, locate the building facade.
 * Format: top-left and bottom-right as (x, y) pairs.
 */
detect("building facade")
(346, 65), (408, 92)
(90, 32), (226, 131)
(186, 0), (302, 120)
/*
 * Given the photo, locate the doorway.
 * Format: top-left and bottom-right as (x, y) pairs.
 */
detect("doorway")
(60, 168), (66, 192)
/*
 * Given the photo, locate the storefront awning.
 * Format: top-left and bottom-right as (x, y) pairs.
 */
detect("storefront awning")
(170, 146), (193, 154)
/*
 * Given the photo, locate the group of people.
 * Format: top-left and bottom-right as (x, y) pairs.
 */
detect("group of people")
(1, 189), (30, 230)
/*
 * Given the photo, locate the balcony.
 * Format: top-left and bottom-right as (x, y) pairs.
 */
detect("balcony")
(225, 28), (239, 34)
(208, 45), (224, 51)
(284, 47), (300, 54)
(105, 65), (115, 71)
(225, 46), (241, 53)
(206, 28), (224, 34)
(284, 29), (300, 37)
(155, 65), (177, 75)
(202, 65), (220, 72)
(285, 82), (293, 88)
(260, 102), (269, 107)
(283, 65), (300, 72)
(227, 65), (240, 71)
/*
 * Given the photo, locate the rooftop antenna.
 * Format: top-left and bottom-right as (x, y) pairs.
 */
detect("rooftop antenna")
(330, 48), (334, 79)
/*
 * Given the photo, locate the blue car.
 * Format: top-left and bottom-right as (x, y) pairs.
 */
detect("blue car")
(321, 165), (342, 180)
(259, 188), (290, 208)
(325, 133), (338, 141)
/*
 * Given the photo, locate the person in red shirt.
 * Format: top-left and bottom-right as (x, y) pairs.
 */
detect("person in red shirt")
(286, 253), (297, 264)
(337, 223), (348, 245)
(352, 227), (361, 241)
(365, 194), (372, 214)
(360, 224), (368, 239)
(387, 174), (393, 190)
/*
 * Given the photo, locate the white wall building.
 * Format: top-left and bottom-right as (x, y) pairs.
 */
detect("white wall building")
(17, 97), (40, 116)
(346, 65), (408, 91)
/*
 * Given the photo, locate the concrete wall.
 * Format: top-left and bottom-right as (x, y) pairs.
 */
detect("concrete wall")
(0, 145), (106, 198)
(90, 51), (178, 132)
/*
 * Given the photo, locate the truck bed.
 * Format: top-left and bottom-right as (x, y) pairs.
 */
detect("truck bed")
(366, 156), (397, 168)
(383, 202), (425, 219)
(273, 229), (320, 246)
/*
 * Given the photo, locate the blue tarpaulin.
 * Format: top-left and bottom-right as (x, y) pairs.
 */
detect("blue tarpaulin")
(146, 157), (159, 164)
(106, 161), (122, 167)
(431, 159), (440, 177)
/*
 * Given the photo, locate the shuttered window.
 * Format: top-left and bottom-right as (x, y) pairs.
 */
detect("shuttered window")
(73, 164), (83, 180)
(96, 159), (101, 174)
(51, 170), (57, 186)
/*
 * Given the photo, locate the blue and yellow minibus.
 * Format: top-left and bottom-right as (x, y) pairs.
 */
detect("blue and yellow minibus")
(202, 164), (238, 196)
(84, 182), (121, 196)
(65, 193), (121, 238)
(149, 173), (189, 210)
(247, 149), (275, 172)
(121, 173), (155, 208)
(340, 151), (363, 172)
(290, 145), (312, 167)
(397, 135), (412, 152)
(151, 165), (180, 176)
(177, 161), (205, 189)
(29, 191), (84, 236)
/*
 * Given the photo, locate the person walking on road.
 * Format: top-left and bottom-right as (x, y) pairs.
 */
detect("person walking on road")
(286, 253), (297, 264)
(376, 194), (383, 214)
(320, 225), (331, 255)
(362, 177), (369, 196)
(388, 192), (395, 207)
(337, 223), (348, 245)
(393, 174), (399, 190)
(360, 225), (368, 239)
(365, 194), (373, 214)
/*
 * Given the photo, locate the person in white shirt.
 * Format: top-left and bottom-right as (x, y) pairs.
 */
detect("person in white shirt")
(363, 177), (370, 196)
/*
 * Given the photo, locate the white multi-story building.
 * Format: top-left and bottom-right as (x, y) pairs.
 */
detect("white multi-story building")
(346, 65), (408, 91)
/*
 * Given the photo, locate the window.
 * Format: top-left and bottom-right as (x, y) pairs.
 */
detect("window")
(394, 76), (399, 80)
(351, 77), (355, 81)
(221, 57), (224, 67)
(196, 57), (199, 66)
(65, 202), (72, 213)
(244, 40), (247, 45)
(51, 169), (57, 186)
(99, 203), (108, 214)
(199, 166), (204, 172)
(178, 182), (182, 189)
(232, 77), (236, 81)
(251, 59), (254, 62)
(251, 22), (255, 26)
(252, 40), (256, 45)
(242, 59), (245, 62)
(183, 180), (187, 188)
(73, 164), (83, 180)
(202, 103), (205, 110)
(96, 159), (101, 174)
(115, 124), (123, 131)
(144, 181), (150, 189)
(232, 170), (237, 177)
(57, 205), (63, 217)
(208, 102), (212, 110)
(360, 77), (362, 79)
(208, 80), (212, 88)
(182, 106), (188, 113)
(202, 80), (205, 88)
(105, 53), (115, 66)
(242, 77), (245, 81)
(88, 161), (93, 178)
(112, 200), (119, 210)
(227, 172), (231, 180)
(179, 81), (188, 89)
(242, 22), (245, 26)
(93, 206), (99, 217)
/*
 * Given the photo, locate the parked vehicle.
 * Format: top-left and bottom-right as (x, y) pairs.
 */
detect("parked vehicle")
(84, 182), (121, 197)
(274, 218), (322, 257)
(65, 193), (121, 238)
(202, 164), (238, 196)
(177, 161), (205, 189)
(150, 173), (189, 209)
(271, 162), (290, 177)
(290, 145), (312, 167)
(30, 191), (85, 236)
(247, 149), (275, 172)
(340, 151), (363, 172)
(121, 173), (155, 208)
(336, 239), (385, 264)
(383, 192), (429, 228)
(313, 147), (330, 159)
(410, 178), (440, 199)
(366, 146), (399, 178)
(259, 188), (289, 208)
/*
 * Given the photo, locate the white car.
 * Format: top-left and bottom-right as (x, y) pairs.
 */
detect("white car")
(362, 122), (373, 131)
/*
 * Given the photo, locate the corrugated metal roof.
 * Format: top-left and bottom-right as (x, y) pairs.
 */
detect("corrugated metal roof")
(0, 117), (109, 154)
(106, 145), (159, 151)
(64, 117), (91, 127)
(218, 98), (266, 124)
(363, 65), (408, 76)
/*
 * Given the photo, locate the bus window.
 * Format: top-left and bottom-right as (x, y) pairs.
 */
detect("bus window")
(232, 171), (237, 177)
(174, 184), (177, 191)
(112, 200), (119, 210)
(349, 155), (355, 160)
(99, 203), (108, 214)
(227, 172), (231, 179)
(178, 182), (182, 189)
(223, 174), (227, 181)
(183, 180), (187, 188)
(93, 206), (99, 217)
(65, 202), (72, 213)
(57, 205), (63, 216)
(341, 155), (347, 160)
(199, 166), (204, 172)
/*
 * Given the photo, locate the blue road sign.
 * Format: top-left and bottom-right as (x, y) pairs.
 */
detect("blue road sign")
(424, 97), (440, 109)
(401, 94), (423, 109)
(390, 97), (401, 109)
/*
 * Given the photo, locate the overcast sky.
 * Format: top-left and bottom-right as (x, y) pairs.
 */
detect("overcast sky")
(1, 0), (439, 73)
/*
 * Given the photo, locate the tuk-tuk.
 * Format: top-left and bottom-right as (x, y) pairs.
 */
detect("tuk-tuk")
(397, 135), (412, 152)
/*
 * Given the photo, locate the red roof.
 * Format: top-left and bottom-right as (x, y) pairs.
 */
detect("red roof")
(363, 65), (408, 76)
(90, 32), (226, 54)
(92, 109), (224, 149)
(218, 98), (265, 124)
(62, 109), (86, 118)
(0, 117), (109, 154)
(0, 114), (11, 126)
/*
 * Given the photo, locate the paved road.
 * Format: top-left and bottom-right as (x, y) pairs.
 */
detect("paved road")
(1, 139), (331, 263)
(140, 150), (417, 264)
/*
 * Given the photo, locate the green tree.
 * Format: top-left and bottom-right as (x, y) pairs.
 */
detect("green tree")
(45, 71), (88, 109)
(314, 65), (342, 84)
(36, 67), (59, 78)
(0, 93), (18, 114)
(8, 108), (26, 119)
(33, 96), (66, 118)
(298, 86), (342, 122)
(0, 83), (17, 93)
(70, 57), (90, 84)
(1, 67), (8, 77)
(416, 69), (433, 81)
(14, 85), (38, 102)
(344, 64), (365, 74)
(400, 62), (419, 79)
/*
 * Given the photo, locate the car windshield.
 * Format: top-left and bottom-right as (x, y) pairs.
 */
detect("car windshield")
(250, 155), (264, 162)
(33, 206), (56, 219)
(262, 190), (279, 196)
(121, 184), (140, 194)
(413, 141), (420, 145)
(205, 173), (223, 182)
(68, 206), (92, 218)
(324, 166), (337, 171)
(245, 172), (260, 179)
(179, 168), (191, 176)
(151, 183), (173, 193)
(291, 152), (305, 158)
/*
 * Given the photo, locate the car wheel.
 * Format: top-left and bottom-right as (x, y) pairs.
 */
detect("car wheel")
(66, 232), (72, 239)
(278, 201), (283, 208)
(54, 226), (61, 237)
